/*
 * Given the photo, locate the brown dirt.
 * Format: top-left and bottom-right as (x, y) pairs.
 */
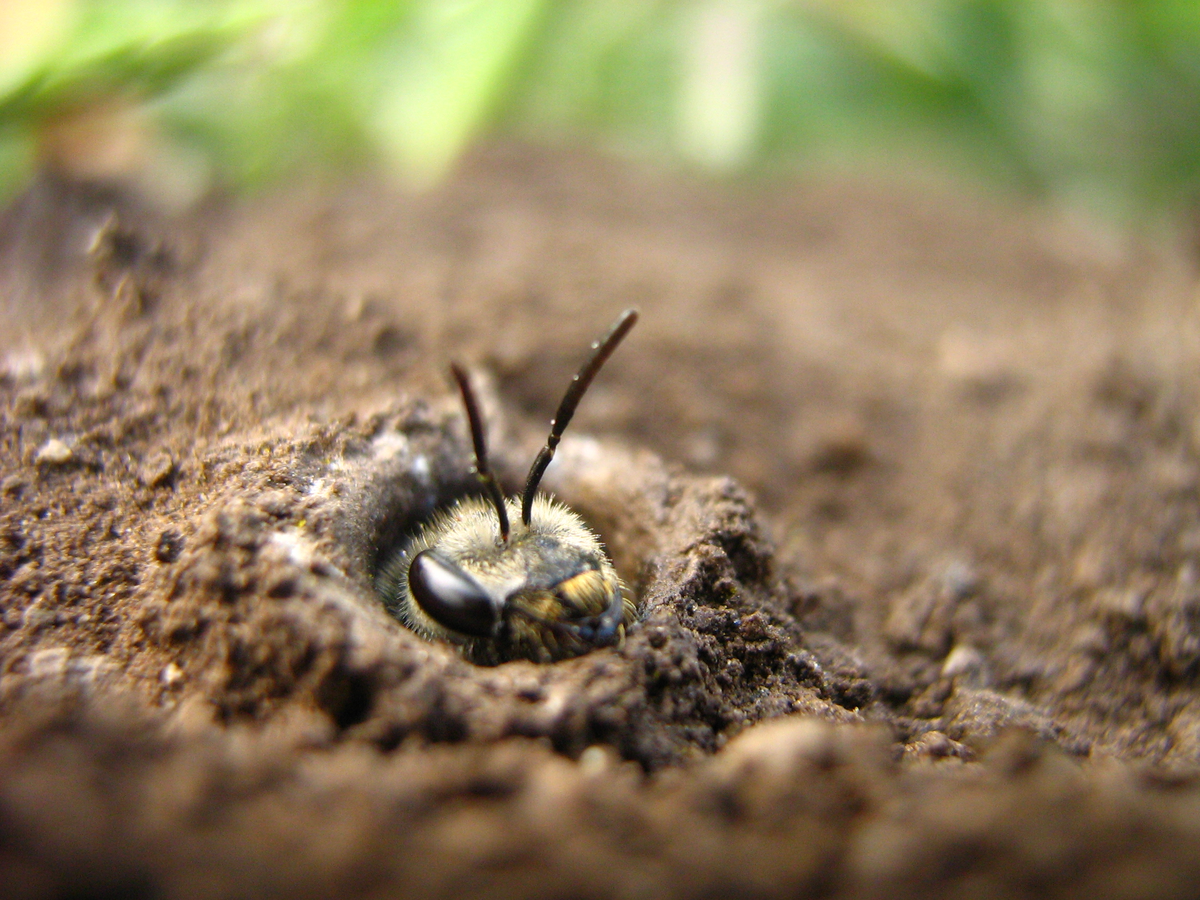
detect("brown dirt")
(3, 146), (1200, 898)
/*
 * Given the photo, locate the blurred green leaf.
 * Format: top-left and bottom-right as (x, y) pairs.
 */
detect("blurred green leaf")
(0, 2), (257, 122)
(373, 0), (548, 183)
(3, 0), (1200, 219)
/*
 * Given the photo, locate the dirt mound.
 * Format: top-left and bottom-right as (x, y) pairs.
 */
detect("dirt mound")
(2, 148), (1200, 897)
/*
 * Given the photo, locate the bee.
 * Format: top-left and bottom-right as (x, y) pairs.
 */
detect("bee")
(377, 310), (639, 664)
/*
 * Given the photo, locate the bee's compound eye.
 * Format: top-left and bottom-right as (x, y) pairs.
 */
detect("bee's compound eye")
(408, 550), (498, 638)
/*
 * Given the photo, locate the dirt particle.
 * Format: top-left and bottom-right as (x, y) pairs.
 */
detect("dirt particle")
(137, 452), (176, 488)
(808, 418), (872, 477)
(371, 324), (410, 357)
(939, 559), (980, 603)
(937, 327), (1024, 401)
(154, 529), (183, 563)
(1, 349), (46, 383)
(22, 602), (57, 631)
(160, 662), (184, 688)
(255, 490), (293, 518)
(26, 647), (69, 679)
(1148, 586), (1200, 678)
(34, 438), (73, 465)
(941, 644), (986, 684)
(2, 475), (29, 498)
(903, 729), (972, 762)
(578, 744), (612, 776)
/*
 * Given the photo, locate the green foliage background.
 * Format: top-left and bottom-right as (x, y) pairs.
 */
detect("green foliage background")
(2, 0), (1199, 219)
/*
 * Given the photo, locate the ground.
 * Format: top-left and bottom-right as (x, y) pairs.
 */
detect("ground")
(2, 145), (1200, 898)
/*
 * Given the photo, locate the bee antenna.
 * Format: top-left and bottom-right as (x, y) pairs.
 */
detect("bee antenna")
(450, 364), (510, 543)
(521, 309), (638, 526)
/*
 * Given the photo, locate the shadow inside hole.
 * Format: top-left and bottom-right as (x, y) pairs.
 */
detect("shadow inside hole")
(329, 439), (483, 605)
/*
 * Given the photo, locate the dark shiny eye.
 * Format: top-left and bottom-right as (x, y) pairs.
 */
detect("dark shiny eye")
(408, 550), (498, 638)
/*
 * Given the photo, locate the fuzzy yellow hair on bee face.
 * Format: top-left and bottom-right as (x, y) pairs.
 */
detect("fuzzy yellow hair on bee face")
(375, 310), (639, 665)
(376, 495), (634, 664)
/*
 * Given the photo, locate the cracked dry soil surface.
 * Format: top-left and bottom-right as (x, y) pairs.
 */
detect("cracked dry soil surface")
(4, 148), (1200, 898)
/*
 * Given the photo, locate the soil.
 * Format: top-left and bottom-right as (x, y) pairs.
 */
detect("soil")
(3, 145), (1200, 898)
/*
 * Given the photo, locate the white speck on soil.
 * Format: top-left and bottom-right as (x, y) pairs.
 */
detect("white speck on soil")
(35, 438), (73, 465)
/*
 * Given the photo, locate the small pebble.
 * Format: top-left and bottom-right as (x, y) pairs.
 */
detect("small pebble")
(35, 439), (73, 465)
(941, 643), (985, 680)
(161, 662), (184, 688)
(579, 745), (611, 777)
(3, 349), (45, 381)
(138, 452), (176, 488)
(28, 647), (69, 678)
(939, 559), (980, 602)
(23, 603), (57, 630)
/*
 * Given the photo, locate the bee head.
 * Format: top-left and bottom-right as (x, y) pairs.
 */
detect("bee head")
(379, 310), (638, 664)
(402, 495), (629, 662)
